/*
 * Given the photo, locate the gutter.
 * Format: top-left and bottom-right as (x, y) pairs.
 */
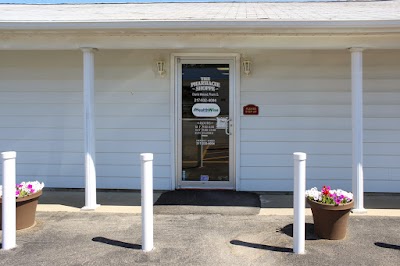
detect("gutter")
(1, 20), (400, 33)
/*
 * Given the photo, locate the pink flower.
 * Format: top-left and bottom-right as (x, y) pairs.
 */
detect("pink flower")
(333, 194), (342, 205)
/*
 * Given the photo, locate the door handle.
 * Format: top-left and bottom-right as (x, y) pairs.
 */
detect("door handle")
(225, 119), (232, 135)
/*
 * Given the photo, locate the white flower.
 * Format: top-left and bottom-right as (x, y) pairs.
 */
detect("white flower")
(336, 189), (353, 201)
(305, 187), (321, 201)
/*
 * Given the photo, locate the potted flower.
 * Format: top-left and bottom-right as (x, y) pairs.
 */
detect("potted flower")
(305, 186), (354, 240)
(0, 181), (45, 230)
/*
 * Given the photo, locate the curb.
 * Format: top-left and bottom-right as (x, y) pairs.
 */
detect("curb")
(37, 204), (400, 217)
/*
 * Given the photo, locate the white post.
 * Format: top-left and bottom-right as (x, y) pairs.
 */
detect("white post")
(293, 152), (306, 254)
(141, 153), (154, 252)
(2, 151), (17, 250)
(81, 48), (99, 211)
(350, 48), (366, 213)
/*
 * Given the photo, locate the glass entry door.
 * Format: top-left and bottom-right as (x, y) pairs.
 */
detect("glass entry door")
(177, 60), (234, 189)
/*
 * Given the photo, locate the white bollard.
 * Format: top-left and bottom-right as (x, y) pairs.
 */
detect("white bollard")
(293, 152), (306, 254)
(140, 153), (154, 252)
(2, 151), (17, 250)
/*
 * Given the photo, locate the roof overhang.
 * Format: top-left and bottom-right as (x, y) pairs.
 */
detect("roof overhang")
(1, 20), (400, 34)
(1, 19), (400, 50)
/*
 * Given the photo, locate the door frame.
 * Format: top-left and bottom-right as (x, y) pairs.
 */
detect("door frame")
(170, 53), (241, 190)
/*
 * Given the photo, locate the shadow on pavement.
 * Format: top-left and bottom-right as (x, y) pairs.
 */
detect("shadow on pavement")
(92, 237), (141, 250)
(279, 223), (318, 240)
(230, 240), (292, 253)
(375, 242), (400, 250)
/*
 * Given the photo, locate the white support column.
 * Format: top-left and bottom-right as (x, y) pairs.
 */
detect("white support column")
(81, 48), (99, 211)
(2, 151), (17, 250)
(350, 48), (366, 213)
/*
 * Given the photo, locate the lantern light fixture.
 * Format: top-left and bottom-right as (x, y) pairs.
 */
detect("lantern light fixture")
(157, 61), (166, 77)
(242, 60), (251, 76)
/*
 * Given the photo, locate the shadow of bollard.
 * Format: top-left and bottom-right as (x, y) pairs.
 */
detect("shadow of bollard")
(375, 242), (400, 250)
(230, 240), (292, 253)
(279, 223), (318, 240)
(92, 237), (141, 250)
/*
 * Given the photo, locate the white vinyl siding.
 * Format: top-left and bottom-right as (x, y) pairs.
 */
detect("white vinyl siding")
(239, 50), (400, 192)
(0, 51), (83, 188)
(0, 50), (171, 189)
(363, 50), (400, 192)
(1, 49), (399, 192)
(94, 50), (171, 189)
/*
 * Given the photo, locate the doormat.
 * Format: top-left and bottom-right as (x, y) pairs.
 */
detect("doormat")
(154, 190), (260, 215)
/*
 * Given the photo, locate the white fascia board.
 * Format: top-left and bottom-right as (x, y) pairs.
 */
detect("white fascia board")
(1, 20), (400, 33)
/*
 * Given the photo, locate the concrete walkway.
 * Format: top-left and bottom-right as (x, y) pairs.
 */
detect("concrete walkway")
(37, 190), (400, 216)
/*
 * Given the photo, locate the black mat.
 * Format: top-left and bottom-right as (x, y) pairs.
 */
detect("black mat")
(154, 190), (261, 215)
(155, 190), (260, 207)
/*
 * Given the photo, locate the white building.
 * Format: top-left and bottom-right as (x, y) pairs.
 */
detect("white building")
(1, 2), (399, 208)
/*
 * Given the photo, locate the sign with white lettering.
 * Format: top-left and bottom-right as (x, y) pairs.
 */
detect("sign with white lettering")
(216, 117), (228, 129)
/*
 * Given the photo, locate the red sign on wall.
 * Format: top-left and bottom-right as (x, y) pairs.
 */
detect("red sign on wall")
(243, 104), (259, 115)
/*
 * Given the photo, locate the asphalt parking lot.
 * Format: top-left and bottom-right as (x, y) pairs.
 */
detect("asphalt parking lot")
(1, 191), (399, 265)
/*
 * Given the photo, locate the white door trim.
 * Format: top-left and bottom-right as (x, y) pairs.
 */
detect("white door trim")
(170, 53), (241, 190)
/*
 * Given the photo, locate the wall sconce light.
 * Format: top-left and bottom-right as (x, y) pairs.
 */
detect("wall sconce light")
(242, 60), (251, 76)
(157, 61), (166, 77)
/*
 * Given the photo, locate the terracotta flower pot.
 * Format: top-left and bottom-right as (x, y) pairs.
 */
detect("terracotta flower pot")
(307, 197), (354, 240)
(0, 190), (42, 230)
